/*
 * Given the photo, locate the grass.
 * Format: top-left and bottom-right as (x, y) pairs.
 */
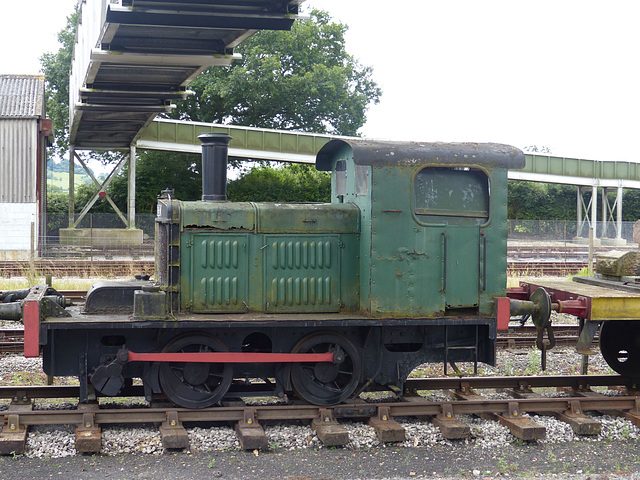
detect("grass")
(47, 171), (91, 192)
(0, 276), (129, 291)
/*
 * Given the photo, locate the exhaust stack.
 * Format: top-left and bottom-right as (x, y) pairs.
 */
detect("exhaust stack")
(198, 132), (232, 201)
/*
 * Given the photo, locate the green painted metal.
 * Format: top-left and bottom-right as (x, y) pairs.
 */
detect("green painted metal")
(184, 233), (250, 312)
(182, 202), (255, 230)
(140, 119), (332, 157)
(175, 139), (516, 319)
(523, 154), (640, 182)
(263, 235), (341, 313)
(318, 141), (511, 318)
(178, 201), (359, 313)
(254, 203), (359, 233)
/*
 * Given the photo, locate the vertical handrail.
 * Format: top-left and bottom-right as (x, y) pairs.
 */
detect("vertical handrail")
(480, 232), (487, 292)
(441, 231), (447, 293)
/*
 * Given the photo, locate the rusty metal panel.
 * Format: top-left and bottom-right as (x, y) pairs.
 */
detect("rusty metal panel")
(255, 203), (359, 234)
(0, 119), (38, 203)
(181, 201), (255, 230)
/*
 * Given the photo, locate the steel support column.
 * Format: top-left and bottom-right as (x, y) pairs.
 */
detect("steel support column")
(617, 186), (623, 241)
(576, 186), (598, 239)
(68, 146), (75, 228)
(128, 145), (136, 229)
(600, 185), (625, 244)
(591, 185), (598, 240)
(602, 187), (608, 238)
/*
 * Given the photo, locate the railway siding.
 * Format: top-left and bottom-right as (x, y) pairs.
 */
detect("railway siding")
(1, 375), (639, 455)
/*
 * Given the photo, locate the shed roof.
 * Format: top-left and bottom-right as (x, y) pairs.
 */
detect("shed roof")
(0, 75), (45, 119)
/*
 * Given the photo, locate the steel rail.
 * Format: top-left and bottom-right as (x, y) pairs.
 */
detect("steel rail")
(2, 394), (639, 427)
(404, 374), (637, 391)
(0, 375), (634, 401)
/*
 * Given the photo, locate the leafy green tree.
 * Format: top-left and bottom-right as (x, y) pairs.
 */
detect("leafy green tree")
(40, 6), (78, 159)
(508, 181), (579, 220)
(107, 151), (202, 213)
(623, 190), (640, 221)
(43, 7), (380, 209)
(227, 164), (330, 202)
(108, 9), (379, 206)
(170, 10), (381, 136)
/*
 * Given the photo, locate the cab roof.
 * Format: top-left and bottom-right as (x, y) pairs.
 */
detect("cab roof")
(316, 139), (525, 171)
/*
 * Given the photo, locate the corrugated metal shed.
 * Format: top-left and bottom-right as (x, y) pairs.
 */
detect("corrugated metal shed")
(0, 75), (45, 119)
(0, 75), (46, 206)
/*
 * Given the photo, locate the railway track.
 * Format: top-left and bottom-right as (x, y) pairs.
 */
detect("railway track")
(0, 257), (597, 278)
(0, 375), (638, 454)
(0, 259), (154, 277)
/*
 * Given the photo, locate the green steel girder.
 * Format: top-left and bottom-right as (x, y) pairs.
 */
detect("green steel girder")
(522, 154), (640, 184)
(138, 119), (640, 188)
(138, 119), (333, 161)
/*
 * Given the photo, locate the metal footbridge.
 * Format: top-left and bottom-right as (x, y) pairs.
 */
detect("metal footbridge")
(69, 0), (300, 149)
(68, 0), (638, 244)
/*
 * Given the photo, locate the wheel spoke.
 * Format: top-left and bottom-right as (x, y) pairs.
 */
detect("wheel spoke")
(169, 365), (185, 380)
(291, 333), (362, 406)
(159, 334), (233, 409)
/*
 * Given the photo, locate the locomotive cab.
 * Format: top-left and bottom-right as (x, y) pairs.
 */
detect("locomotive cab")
(316, 140), (524, 319)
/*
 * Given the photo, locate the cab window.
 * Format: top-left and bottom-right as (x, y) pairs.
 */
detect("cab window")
(334, 160), (347, 197)
(414, 167), (489, 225)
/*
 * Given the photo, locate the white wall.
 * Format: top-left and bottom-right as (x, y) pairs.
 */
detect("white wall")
(0, 203), (37, 257)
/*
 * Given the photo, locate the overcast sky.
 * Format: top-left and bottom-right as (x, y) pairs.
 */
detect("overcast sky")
(2, 0), (639, 163)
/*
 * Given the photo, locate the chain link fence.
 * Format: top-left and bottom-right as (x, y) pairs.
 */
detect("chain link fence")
(508, 219), (638, 244)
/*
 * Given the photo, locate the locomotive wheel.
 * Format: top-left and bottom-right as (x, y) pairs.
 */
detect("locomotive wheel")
(158, 334), (232, 409)
(600, 320), (640, 378)
(290, 332), (362, 406)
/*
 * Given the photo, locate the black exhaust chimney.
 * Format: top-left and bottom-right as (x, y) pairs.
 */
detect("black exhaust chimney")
(198, 132), (232, 201)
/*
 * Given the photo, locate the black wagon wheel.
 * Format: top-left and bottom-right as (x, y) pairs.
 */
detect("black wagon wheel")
(158, 334), (233, 409)
(600, 320), (640, 378)
(290, 332), (362, 406)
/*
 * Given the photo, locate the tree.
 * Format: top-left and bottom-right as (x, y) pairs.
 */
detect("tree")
(169, 9), (381, 136)
(508, 181), (577, 220)
(40, 6), (78, 159)
(43, 7), (381, 209)
(108, 151), (203, 213)
(109, 9), (379, 206)
(227, 164), (330, 203)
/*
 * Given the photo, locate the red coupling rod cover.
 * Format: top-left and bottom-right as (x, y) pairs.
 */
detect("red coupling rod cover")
(127, 351), (335, 364)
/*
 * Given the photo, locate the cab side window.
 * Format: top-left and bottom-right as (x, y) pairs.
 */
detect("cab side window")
(414, 167), (489, 225)
(334, 160), (347, 197)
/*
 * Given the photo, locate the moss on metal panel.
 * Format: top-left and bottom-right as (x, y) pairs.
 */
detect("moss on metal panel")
(255, 203), (359, 234)
(181, 202), (255, 230)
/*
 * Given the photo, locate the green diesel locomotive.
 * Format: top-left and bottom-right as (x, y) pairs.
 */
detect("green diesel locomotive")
(23, 135), (526, 408)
